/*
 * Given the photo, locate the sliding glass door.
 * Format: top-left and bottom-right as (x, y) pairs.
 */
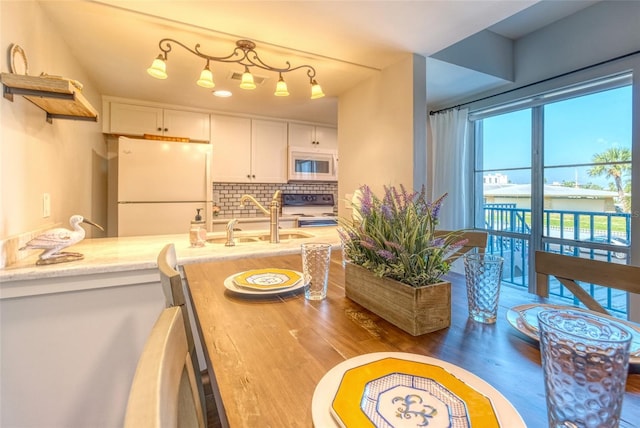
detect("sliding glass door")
(471, 75), (633, 318)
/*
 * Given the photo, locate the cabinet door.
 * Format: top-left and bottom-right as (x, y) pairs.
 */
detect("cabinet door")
(163, 109), (210, 141)
(211, 115), (252, 182)
(110, 103), (162, 135)
(315, 126), (338, 150)
(251, 119), (288, 183)
(288, 123), (315, 147)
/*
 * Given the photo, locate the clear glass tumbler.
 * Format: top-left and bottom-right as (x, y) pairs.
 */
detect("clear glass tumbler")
(538, 309), (632, 428)
(301, 243), (332, 300)
(463, 253), (504, 323)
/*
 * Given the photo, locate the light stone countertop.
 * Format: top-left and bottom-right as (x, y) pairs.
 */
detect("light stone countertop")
(0, 226), (340, 283)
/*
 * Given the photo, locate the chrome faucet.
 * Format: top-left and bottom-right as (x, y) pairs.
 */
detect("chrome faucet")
(225, 218), (238, 247)
(239, 190), (282, 243)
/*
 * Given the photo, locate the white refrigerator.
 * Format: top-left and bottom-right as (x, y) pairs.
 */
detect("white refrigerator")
(113, 137), (212, 237)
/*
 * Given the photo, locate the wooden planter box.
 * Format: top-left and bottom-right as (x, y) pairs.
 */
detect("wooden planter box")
(344, 263), (451, 336)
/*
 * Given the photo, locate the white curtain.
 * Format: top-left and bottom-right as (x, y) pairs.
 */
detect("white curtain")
(429, 108), (470, 230)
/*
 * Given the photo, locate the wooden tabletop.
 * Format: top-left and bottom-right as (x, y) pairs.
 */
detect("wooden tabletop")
(183, 253), (640, 428)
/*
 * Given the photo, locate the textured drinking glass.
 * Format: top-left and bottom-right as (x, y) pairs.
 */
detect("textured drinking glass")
(538, 309), (632, 428)
(463, 254), (503, 323)
(301, 243), (332, 300)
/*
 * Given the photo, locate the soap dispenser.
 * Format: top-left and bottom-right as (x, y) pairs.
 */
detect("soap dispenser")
(189, 208), (206, 247)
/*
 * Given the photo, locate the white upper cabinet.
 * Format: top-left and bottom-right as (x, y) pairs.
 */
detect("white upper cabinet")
(251, 119), (288, 183)
(211, 115), (287, 183)
(162, 109), (210, 141)
(288, 123), (337, 150)
(211, 115), (252, 182)
(108, 102), (210, 141)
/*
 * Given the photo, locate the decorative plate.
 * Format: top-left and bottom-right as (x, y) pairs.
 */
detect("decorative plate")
(331, 358), (498, 428)
(361, 373), (470, 428)
(223, 270), (307, 297)
(506, 303), (640, 363)
(232, 268), (302, 291)
(9, 44), (28, 75)
(312, 352), (526, 428)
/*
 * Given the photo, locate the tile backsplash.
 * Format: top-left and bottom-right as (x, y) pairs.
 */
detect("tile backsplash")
(213, 182), (338, 218)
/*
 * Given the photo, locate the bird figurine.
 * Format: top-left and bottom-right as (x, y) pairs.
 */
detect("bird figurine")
(20, 215), (104, 265)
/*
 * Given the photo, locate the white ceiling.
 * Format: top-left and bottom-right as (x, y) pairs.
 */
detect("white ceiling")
(38, 0), (600, 125)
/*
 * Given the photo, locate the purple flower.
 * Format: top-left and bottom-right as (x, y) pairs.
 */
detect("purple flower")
(381, 204), (393, 220)
(359, 185), (374, 217)
(376, 249), (396, 261)
(430, 237), (445, 247)
(429, 193), (447, 220)
(360, 236), (377, 250)
(337, 227), (352, 245)
(382, 185), (393, 207)
(443, 239), (469, 258)
(384, 240), (403, 252)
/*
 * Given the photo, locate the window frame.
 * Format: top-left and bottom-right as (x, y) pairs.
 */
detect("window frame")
(465, 55), (639, 322)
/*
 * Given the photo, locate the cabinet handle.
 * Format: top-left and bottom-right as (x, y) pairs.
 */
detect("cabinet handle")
(247, 174), (251, 179)
(157, 127), (162, 131)
(164, 128), (168, 132)
(252, 174), (256, 178)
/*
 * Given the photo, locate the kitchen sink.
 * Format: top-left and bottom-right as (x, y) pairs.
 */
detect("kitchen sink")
(257, 232), (314, 241)
(206, 231), (314, 244)
(206, 236), (261, 244)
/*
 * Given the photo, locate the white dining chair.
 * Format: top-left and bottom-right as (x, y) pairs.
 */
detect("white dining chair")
(124, 305), (205, 428)
(158, 243), (209, 426)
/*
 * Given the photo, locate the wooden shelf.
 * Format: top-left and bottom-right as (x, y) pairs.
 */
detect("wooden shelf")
(1, 73), (98, 123)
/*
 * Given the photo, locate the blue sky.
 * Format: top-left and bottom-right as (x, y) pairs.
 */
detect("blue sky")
(481, 85), (632, 188)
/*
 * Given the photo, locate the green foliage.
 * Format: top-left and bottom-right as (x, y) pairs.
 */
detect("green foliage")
(339, 185), (466, 287)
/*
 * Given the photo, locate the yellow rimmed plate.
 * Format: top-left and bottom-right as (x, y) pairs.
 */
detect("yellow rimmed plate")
(233, 268), (302, 291)
(312, 352), (525, 428)
(331, 358), (499, 428)
(506, 303), (640, 362)
(223, 270), (307, 297)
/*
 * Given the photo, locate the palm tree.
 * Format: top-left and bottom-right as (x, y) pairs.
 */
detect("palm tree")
(587, 147), (631, 209)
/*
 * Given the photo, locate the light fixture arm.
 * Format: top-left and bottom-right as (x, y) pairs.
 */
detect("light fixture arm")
(156, 38), (318, 79)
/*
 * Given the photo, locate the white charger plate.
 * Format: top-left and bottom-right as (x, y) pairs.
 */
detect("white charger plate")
(312, 352), (526, 428)
(223, 270), (306, 296)
(506, 303), (640, 363)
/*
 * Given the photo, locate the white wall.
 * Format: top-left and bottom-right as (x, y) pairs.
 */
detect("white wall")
(0, 1), (106, 244)
(514, 1), (640, 88)
(0, 276), (165, 428)
(337, 54), (426, 217)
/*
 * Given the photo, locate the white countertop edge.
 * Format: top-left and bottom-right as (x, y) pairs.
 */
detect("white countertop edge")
(0, 227), (341, 283)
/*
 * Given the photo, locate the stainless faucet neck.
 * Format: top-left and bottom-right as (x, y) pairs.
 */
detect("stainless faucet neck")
(239, 192), (281, 243)
(225, 218), (238, 247)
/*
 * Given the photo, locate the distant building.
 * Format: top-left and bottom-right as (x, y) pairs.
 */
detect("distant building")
(483, 173), (508, 184)
(484, 184), (617, 212)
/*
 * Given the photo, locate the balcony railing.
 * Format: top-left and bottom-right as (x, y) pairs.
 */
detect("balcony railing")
(483, 204), (631, 318)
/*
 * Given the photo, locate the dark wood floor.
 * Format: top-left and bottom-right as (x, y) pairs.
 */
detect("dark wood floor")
(202, 370), (223, 428)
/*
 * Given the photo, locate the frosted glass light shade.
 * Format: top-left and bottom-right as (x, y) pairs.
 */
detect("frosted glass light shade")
(197, 67), (215, 88)
(240, 69), (256, 90)
(310, 80), (325, 99)
(274, 76), (289, 96)
(147, 56), (167, 79)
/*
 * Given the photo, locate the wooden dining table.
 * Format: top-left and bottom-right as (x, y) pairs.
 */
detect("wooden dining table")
(183, 252), (640, 428)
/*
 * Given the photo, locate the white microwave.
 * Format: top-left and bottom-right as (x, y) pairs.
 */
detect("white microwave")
(288, 146), (338, 181)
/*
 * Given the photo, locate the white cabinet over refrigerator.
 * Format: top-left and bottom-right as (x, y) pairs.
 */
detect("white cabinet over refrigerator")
(110, 137), (212, 237)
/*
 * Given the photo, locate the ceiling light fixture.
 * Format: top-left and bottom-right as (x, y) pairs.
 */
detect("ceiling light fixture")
(147, 38), (324, 99)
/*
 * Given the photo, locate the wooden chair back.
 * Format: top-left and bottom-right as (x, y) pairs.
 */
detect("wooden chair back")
(124, 306), (205, 428)
(157, 243), (207, 426)
(535, 250), (640, 315)
(158, 243), (185, 307)
(436, 229), (488, 262)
